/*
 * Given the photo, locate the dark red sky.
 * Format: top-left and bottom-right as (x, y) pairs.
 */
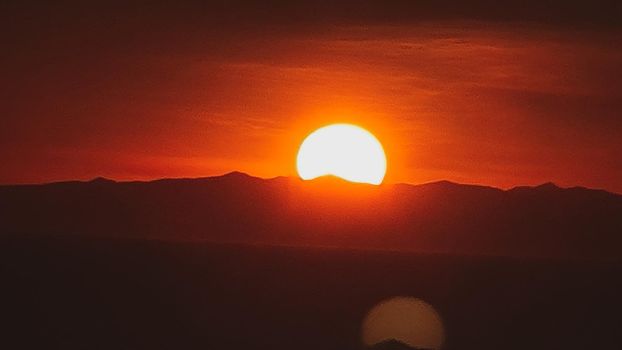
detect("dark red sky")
(2, 1), (622, 192)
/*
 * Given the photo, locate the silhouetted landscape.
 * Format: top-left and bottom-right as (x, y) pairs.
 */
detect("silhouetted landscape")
(2, 172), (621, 259)
(4, 1), (622, 348)
(2, 174), (622, 349)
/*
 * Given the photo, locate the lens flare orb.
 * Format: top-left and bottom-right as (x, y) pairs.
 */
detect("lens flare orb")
(362, 297), (445, 350)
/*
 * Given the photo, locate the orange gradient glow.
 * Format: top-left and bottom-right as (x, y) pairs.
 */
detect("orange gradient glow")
(2, 22), (621, 193)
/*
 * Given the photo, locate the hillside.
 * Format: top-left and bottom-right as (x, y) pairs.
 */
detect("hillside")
(1, 172), (621, 259)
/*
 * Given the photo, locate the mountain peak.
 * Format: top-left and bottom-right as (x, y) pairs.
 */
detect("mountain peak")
(536, 182), (560, 190)
(89, 177), (115, 184)
(222, 171), (251, 177)
(304, 174), (374, 185)
(510, 182), (562, 193)
(424, 180), (461, 187)
(216, 171), (258, 180)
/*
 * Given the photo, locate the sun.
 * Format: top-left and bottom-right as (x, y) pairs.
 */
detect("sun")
(296, 124), (387, 185)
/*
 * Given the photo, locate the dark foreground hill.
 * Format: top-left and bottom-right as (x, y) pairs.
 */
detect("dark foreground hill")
(1, 172), (621, 260)
(2, 237), (621, 350)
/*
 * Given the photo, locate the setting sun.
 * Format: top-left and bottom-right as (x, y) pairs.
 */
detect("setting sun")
(296, 124), (387, 185)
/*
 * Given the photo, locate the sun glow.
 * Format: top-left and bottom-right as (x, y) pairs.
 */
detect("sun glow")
(296, 124), (387, 185)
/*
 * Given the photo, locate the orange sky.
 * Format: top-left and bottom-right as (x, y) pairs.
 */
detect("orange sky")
(2, 2), (622, 192)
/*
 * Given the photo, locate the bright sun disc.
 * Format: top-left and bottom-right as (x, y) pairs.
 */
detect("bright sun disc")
(296, 124), (387, 185)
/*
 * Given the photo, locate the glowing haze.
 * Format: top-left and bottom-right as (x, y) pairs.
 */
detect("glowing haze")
(1, 2), (621, 192)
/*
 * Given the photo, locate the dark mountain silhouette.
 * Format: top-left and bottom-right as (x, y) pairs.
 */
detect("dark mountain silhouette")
(1, 172), (621, 260)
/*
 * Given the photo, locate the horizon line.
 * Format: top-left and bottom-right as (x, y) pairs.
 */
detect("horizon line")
(1, 170), (618, 195)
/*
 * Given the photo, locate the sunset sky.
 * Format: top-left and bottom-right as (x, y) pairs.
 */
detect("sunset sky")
(2, 1), (621, 192)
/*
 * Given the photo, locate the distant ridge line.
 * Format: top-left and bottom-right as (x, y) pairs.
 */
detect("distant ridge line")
(1, 170), (621, 260)
(1, 171), (619, 196)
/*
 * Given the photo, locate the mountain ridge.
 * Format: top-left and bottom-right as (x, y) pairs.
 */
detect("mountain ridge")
(3, 171), (618, 197)
(1, 171), (621, 260)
